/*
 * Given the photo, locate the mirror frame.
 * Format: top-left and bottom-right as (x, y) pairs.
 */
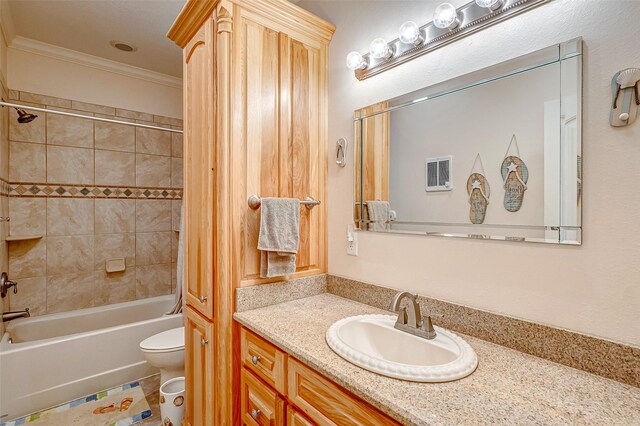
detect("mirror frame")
(354, 38), (583, 245)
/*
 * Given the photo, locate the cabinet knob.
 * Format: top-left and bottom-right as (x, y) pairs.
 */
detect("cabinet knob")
(201, 338), (209, 347)
(251, 355), (261, 365)
(251, 409), (261, 420)
(199, 295), (207, 303)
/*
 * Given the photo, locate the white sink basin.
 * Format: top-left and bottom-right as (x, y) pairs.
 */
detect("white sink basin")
(326, 314), (477, 382)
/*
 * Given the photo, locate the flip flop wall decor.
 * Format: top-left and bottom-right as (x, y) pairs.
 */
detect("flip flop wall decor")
(610, 68), (640, 127)
(467, 154), (490, 224)
(501, 135), (529, 212)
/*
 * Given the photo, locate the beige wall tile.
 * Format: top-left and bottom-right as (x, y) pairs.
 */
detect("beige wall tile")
(46, 114), (94, 148)
(116, 108), (153, 122)
(94, 233), (135, 270)
(95, 150), (135, 186)
(95, 121), (135, 152)
(9, 238), (46, 278)
(136, 232), (171, 266)
(170, 132), (183, 158)
(136, 154), (170, 187)
(47, 145), (94, 184)
(136, 127), (171, 156)
(10, 105), (45, 144)
(171, 157), (183, 188)
(153, 116), (183, 127)
(9, 198), (46, 236)
(95, 199), (135, 234)
(10, 142), (46, 182)
(71, 101), (116, 116)
(47, 198), (94, 236)
(8, 89), (19, 100)
(171, 200), (182, 231)
(171, 231), (179, 262)
(136, 200), (171, 232)
(46, 235), (94, 275)
(135, 263), (171, 299)
(94, 269), (135, 306)
(9, 276), (46, 316)
(171, 262), (177, 293)
(20, 92), (71, 109)
(47, 271), (95, 313)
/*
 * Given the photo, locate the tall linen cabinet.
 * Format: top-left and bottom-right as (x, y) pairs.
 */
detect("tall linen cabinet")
(168, 1), (334, 424)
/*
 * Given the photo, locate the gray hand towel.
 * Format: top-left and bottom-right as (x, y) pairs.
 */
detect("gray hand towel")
(258, 198), (300, 278)
(366, 200), (390, 232)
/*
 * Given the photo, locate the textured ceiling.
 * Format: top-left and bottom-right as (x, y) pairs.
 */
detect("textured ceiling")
(7, 0), (187, 77)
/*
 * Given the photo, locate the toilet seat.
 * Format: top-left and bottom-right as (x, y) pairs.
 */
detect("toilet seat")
(140, 327), (184, 353)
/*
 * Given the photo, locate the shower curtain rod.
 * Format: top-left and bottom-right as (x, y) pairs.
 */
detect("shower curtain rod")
(0, 100), (183, 134)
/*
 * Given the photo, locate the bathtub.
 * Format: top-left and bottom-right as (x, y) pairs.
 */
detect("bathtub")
(0, 295), (183, 421)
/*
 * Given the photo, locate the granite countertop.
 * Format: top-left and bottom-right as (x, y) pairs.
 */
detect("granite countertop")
(234, 294), (640, 426)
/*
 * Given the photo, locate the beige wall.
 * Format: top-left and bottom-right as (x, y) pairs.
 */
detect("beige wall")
(8, 47), (182, 119)
(7, 91), (183, 316)
(0, 1), (11, 328)
(299, 0), (640, 346)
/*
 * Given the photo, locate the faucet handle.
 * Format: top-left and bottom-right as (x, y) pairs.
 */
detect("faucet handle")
(395, 306), (408, 326)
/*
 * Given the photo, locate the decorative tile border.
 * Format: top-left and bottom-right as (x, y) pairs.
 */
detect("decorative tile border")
(0, 179), (9, 197)
(10, 183), (182, 200)
(326, 275), (640, 388)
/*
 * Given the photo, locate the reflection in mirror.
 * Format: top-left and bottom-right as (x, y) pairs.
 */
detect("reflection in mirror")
(355, 38), (582, 244)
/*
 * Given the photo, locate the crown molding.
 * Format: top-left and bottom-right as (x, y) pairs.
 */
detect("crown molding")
(9, 36), (183, 89)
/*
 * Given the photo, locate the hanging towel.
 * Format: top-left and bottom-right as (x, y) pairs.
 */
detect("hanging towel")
(258, 198), (300, 278)
(366, 200), (390, 232)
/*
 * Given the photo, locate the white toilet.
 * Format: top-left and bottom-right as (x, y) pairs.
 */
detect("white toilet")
(140, 327), (185, 384)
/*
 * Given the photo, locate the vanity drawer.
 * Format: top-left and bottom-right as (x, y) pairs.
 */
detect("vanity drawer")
(241, 368), (286, 426)
(287, 358), (401, 426)
(241, 328), (287, 394)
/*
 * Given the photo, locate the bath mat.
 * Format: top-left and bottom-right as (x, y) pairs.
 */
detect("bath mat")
(1, 381), (151, 426)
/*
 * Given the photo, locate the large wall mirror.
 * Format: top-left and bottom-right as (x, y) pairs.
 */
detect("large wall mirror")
(354, 38), (582, 245)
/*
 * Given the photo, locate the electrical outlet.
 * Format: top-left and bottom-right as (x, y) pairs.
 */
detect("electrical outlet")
(347, 224), (358, 256)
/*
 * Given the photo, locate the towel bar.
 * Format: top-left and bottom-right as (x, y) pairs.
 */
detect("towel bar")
(247, 195), (321, 210)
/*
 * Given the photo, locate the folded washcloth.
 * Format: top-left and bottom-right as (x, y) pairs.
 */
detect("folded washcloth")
(366, 200), (390, 232)
(258, 197), (300, 278)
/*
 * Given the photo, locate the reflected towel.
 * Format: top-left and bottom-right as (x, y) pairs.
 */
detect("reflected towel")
(258, 198), (300, 278)
(366, 200), (390, 232)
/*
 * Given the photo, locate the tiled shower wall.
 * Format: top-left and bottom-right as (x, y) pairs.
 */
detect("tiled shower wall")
(0, 80), (9, 326)
(6, 90), (183, 316)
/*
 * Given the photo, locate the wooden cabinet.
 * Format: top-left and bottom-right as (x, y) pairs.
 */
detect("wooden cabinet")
(240, 327), (401, 426)
(169, 0), (334, 423)
(182, 15), (215, 321)
(184, 307), (214, 426)
(241, 327), (287, 394)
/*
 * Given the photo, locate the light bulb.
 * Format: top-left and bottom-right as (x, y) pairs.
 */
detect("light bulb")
(475, 0), (503, 10)
(369, 38), (393, 60)
(399, 21), (423, 45)
(433, 3), (460, 30)
(346, 51), (367, 71)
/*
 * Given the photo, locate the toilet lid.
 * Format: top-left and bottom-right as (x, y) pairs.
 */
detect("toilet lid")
(140, 327), (184, 351)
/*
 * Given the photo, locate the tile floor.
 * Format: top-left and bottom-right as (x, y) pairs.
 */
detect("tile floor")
(137, 374), (162, 425)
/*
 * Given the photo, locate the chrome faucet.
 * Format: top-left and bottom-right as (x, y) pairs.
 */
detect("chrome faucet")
(2, 308), (30, 322)
(389, 291), (439, 340)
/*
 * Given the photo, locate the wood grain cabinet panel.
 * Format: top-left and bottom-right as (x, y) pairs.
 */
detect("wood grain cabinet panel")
(241, 368), (286, 426)
(287, 358), (401, 426)
(287, 406), (316, 426)
(184, 307), (214, 426)
(182, 16), (215, 320)
(241, 328), (288, 394)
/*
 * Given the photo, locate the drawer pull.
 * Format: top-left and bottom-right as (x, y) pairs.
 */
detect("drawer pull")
(251, 409), (261, 420)
(199, 295), (208, 303)
(201, 338), (209, 346)
(251, 355), (261, 365)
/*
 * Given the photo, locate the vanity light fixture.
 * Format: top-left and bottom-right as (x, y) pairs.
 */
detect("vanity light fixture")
(433, 3), (461, 30)
(369, 38), (394, 60)
(345, 0), (551, 81)
(475, 0), (504, 11)
(346, 51), (368, 71)
(399, 21), (423, 46)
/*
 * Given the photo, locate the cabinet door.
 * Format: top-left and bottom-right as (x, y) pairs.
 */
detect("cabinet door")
(287, 406), (316, 426)
(183, 15), (215, 319)
(184, 307), (214, 426)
